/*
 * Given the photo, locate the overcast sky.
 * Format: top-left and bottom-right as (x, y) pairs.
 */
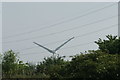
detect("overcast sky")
(0, 2), (2, 54)
(2, 2), (118, 63)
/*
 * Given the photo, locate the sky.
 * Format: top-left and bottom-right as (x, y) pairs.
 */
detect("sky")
(2, 2), (118, 63)
(0, 2), (2, 78)
(1, 0), (119, 2)
(0, 2), (2, 54)
(118, 2), (120, 36)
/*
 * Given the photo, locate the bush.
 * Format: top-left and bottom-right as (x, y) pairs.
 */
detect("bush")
(95, 35), (120, 54)
(61, 50), (120, 79)
(36, 56), (68, 78)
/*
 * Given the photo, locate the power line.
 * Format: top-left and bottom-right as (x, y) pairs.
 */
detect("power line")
(19, 41), (94, 55)
(60, 41), (94, 50)
(3, 15), (117, 44)
(4, 3), (117, 39)
(16, 24), (117, 53)
(76, 24), (117, 38)
(17, 39), (72, 52)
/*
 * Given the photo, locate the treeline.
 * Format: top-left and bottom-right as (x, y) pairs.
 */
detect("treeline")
(1, 35), (120, 79)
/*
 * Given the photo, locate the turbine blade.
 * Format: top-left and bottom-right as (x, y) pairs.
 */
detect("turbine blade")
(55, 37), (74, 51)
(33, 42), (53, 53)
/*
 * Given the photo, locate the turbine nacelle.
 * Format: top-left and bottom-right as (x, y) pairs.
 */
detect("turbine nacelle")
(49, 50), (56, 54)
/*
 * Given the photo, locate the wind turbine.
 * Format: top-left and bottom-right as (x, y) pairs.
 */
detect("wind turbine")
(33, 37), (74, 56)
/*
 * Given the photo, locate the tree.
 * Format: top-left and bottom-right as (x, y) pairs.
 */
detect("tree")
(61, 50), (120, 79)
(2, 50), (19, 78)
(95, 35), (120, 54)
(0, 53), (2, 79)
(36, 56), (67, 78)
(1, 35), (120, 79)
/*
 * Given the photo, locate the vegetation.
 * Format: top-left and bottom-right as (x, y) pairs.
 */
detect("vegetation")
(1, 35), (120, 79)
(95, 35), (120, 54)
(61, 50), (120, 79)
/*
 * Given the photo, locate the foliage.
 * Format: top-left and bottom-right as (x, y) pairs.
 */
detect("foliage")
(61, 50), (120, 79)
(1, 35), (120, 79)
(36, 56), (68, 78)
(95, 35), (120, 54)
(2, 50), (19, 77)
(2, 50), (36, 78)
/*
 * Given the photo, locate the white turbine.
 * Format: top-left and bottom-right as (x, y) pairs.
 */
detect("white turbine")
(33, 37), (74, 55)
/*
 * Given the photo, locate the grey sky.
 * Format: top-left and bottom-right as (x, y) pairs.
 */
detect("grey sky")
(0, 2), (2, 53)
(2, 2), (118, 63)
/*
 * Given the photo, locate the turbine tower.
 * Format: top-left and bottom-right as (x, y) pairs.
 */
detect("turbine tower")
(33, 37), (74, 56)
